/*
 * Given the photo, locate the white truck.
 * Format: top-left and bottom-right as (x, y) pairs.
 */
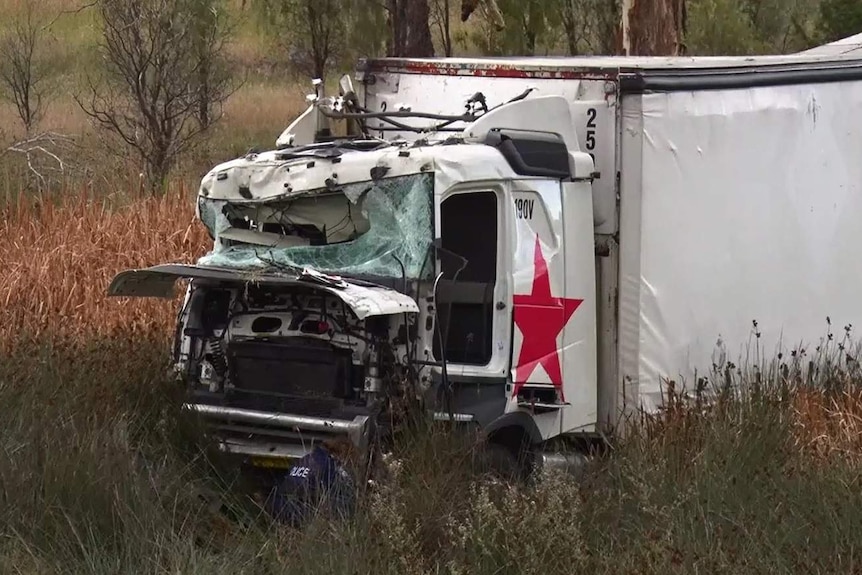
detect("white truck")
(109, 44), (862, 475)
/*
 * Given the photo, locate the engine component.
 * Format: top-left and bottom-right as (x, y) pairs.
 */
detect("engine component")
(225, 337), (363, 415)
(207, 337), (228, 375)
(364, 345), (382, 396)
(199, 360), (219, 392)
(200, 337), (228, 392)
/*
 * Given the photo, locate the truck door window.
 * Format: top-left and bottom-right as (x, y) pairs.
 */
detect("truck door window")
(434, 191), (498, 365)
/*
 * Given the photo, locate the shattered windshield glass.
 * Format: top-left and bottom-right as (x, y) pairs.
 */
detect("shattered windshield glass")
(196, 173), (434, 280)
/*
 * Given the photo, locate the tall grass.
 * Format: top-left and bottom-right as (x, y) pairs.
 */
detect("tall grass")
(3, 339), (862, 573)
(0, 185), (210, 352)
(2, 181), (862, 572)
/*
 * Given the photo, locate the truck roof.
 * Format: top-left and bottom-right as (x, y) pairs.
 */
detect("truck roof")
(798, 32), (862, 57)
(198, 140), (522, 203)
(358, 42), (862, 93)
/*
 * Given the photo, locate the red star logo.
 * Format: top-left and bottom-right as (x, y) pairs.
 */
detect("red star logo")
(512, 236), (583, 400)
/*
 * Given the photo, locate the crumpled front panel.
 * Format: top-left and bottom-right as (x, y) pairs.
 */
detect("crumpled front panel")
(196, 173), (434, 280)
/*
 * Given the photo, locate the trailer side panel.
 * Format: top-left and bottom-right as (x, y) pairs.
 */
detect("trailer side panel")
(621, 78), (862, 409)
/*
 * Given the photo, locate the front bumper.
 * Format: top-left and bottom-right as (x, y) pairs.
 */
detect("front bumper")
(183, 403), (372, 465)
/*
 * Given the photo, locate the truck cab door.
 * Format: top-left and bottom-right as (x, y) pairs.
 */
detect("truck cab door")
(431, 183), (512, 424)
(430, 177), (597, 437)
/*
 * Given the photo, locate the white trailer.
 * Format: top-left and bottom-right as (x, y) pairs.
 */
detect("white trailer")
(109, 45), (862, 474)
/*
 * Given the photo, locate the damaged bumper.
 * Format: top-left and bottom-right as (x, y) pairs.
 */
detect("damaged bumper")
(185, 403), (372, 465)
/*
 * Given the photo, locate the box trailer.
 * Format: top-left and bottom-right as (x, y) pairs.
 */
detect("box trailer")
(109, 46), (862, 474)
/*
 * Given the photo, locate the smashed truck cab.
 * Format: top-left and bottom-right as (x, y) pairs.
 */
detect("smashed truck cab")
(109, 99), (599, 470)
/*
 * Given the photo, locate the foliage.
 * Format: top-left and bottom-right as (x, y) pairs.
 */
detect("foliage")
(455, 0), (631, 56)
(454, 0), (840, 57)
(818, 0), (862, 43)
(188, 0), (235, 130)
(251, 0), (387, 81)
(457, 0), (561, 56)
(252, 0), (345, 80)
(0, 0), (855, 190)
(77, 0), (235, 193)
(429, 0), (454, 57)
(685, 0), (822, 55)
(554, 0), (621, 55)
(0, 1), (55, 134)
(684, 0), (761, 54)
(347, 0), (389, 63)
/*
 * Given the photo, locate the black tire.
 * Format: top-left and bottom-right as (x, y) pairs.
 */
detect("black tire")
(473, 441), (525, 482)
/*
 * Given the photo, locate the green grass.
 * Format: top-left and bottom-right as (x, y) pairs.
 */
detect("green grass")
(2, 337), (862, 574)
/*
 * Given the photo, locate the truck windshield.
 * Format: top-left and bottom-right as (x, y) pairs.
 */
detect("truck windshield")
(196, 172), (434, 280)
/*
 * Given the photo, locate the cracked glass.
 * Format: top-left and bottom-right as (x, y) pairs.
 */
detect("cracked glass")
(196, 173), (434, 280)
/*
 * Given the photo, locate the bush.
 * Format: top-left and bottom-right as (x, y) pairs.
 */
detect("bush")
(4, 338), (862, 573)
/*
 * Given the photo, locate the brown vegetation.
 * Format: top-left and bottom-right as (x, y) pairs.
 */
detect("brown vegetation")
(0, 186), (209, 352)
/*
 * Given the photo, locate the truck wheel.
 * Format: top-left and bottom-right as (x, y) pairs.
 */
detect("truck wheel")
(473, 441), (525, 482)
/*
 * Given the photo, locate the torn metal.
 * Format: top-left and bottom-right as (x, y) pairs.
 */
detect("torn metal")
(107, 263), (419, 319)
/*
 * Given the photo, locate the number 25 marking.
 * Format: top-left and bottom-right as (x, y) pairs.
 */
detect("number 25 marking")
(379, 102), (387, 138)
(585, 108), (597, 163)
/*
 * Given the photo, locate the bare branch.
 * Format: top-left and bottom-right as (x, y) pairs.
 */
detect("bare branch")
(1, 131), (75, 188)
(77, 0), (235, 193)
(430, 0), (453, 56)
(42, 1), (100, 31)
(0, 1), (55, 134)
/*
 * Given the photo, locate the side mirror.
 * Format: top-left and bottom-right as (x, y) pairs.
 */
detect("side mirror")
(339, 74), (355, 97)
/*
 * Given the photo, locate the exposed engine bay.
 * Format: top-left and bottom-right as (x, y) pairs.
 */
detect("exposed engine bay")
(176, 281), (420, 423)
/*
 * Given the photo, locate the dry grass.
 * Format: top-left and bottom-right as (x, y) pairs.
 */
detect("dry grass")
(221, 81), (308, 134)
(0, 185), (210, 352)
(791, 388), (862, 463)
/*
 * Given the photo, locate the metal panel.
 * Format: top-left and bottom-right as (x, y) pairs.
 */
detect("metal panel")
(616, 94), (645, 430)
(184, 403), (370, 448)
(595, 235), (619, 433)
(359, 48), (862, 78)
(107, 264), (419, 319)
(634, 78), (862, 408)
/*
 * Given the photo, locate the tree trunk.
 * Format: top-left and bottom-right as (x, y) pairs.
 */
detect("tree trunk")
(387, 0), (435, 57)
(560, 0), (579, 56)
(622, 0), (687, 56)
(443, 0), (451, 57)
(197, 59), (211, 130)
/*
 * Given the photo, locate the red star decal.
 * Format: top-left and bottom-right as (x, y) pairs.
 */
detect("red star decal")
(512, 236), (583, 400)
